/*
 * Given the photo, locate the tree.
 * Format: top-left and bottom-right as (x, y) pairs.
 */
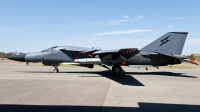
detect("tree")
(188, 54), (196, 60)
(0, 52), (5, 58)
(0, 52), (15, 58)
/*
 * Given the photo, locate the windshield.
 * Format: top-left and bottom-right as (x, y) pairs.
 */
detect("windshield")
(41, 46), (58, 52)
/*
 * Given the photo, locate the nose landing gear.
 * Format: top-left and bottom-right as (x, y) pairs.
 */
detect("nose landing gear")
(53, 66), (59, 73)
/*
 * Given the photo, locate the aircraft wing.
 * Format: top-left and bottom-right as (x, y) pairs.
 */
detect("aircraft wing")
(93, 48), (140, 59)
(81, 49), (101, 54)
(59, 48), (100, 53)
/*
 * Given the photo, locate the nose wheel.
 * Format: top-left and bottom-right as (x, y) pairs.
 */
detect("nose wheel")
(112, 65), (122, 75)
(53, 66), (59, 73)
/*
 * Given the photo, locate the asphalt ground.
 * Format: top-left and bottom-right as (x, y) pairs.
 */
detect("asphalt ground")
(0, 63), (200, 112)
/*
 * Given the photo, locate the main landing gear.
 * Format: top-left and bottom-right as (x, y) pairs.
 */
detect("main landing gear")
(112, 65), (123, 75)
(53, 66), (59, 73)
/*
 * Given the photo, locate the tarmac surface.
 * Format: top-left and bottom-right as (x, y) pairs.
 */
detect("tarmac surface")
(0, 63), (200, 112)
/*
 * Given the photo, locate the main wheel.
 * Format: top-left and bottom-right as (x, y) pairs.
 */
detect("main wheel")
(112, 65), (122, 75)
(53, 69), (59, 73)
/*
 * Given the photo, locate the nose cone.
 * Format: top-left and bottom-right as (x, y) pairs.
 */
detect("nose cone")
(8, 54), (26, 62)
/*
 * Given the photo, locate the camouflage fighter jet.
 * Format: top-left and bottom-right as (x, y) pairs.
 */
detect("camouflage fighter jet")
(8, 32), (198, 74)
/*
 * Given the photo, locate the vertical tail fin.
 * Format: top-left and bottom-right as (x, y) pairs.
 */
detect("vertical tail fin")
(140, 32), (188, 55)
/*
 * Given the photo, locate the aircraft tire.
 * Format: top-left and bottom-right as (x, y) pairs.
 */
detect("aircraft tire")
(112, 65), (122, 75)
(53, 69), (59, 73)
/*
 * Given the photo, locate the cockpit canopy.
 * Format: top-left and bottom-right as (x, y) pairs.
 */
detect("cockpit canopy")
(41, 46), (59, 52)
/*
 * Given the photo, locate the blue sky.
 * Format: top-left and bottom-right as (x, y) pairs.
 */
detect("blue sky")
(0, 0), (199, 55)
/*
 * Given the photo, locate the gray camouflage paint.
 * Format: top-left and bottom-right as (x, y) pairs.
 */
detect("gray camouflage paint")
(8, 32), (188, 68)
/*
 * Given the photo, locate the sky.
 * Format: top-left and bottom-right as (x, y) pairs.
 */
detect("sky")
(0, 0), (200, 55)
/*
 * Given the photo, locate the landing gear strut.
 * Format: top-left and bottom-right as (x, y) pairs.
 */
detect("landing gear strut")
(53, 66), (59, 73)
(112, 65), (122, 75)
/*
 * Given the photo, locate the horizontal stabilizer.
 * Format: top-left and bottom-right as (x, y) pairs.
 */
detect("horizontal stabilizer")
(150, 51), (199, 66)
(149, 50), (179, 58)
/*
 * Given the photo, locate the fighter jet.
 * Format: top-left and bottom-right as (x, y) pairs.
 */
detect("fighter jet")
(8, 32), (198, 74)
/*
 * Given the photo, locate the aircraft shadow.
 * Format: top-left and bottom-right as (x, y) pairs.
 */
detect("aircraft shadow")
(17, 69), (197, 79)
(17, 70), (144, 86)
(63, 70), (196, 86)
(17, 70), (197, 86)
(0, 102), (200, 112)
(78, 71), (144, 86)
(125, 71), (197, 78)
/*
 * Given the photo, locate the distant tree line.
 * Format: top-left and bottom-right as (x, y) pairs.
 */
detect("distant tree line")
(0, 52), (24, 59)
(186, 54), (200, 61)
(0, 52), (14, 58)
